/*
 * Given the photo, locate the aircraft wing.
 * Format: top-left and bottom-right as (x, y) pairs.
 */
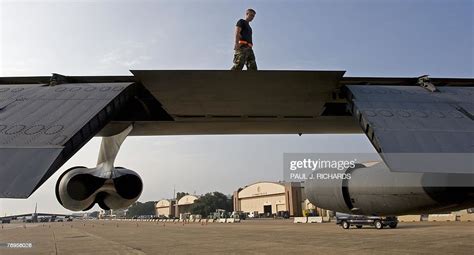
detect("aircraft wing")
(101, 70), (360, 135)
(0, 81), (135, 198)
(0, 213), (71, 219)
(345, 85), (474, 174)
(0, 71), (472, 199)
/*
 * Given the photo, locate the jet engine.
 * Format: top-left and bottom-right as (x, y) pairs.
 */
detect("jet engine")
(55, 166), (143, 211)
(305, 162), (474, 216)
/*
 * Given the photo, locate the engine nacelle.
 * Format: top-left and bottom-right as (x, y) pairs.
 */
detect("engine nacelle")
(305, 162), (474, 216)
(56, 166), (143, 211)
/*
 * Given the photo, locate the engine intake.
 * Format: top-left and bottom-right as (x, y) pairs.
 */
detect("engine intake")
(56, 166), (142, 211)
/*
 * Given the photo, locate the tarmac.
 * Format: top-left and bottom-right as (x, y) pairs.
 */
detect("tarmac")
(0, 219), (473, 254)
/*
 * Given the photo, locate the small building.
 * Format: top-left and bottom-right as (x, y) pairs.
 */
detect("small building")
(155, 199), (175, 218)
(175, 195), (198, 217)
(301, 198), (331, 217)
(233, 181), (304, 217)
(302, 198), (316, 211)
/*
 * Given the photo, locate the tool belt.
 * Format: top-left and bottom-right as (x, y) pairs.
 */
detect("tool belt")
(238, 40), (253, 47)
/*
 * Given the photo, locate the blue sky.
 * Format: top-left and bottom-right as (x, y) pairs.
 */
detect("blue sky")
(0, 0), (472, 215)
(1, 0), (472, 76)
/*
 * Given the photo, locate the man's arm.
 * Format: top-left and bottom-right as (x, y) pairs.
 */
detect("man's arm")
(234, 26), (242, 50)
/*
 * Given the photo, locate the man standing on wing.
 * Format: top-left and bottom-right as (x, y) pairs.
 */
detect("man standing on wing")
(231, 9), (257, 70)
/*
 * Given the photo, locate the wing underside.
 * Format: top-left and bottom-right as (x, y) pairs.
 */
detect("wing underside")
(0, 71), (473, 199)
(0, 83), (134, 198)
(346, 85), (474, 174)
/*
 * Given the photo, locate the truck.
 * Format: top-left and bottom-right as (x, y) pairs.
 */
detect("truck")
(336, 213), (398, 229)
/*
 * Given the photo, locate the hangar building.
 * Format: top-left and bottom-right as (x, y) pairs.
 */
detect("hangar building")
(233, 182), (304, 217)
(155, 199), (175, 218)
(175, 195), (198, 216)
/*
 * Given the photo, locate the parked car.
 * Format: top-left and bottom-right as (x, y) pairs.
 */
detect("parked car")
(247, 211), (259, 218)
(336, 213), (398, 229)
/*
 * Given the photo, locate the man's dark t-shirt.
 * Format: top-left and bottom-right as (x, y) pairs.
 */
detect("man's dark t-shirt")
(236, 19), (252, 45)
